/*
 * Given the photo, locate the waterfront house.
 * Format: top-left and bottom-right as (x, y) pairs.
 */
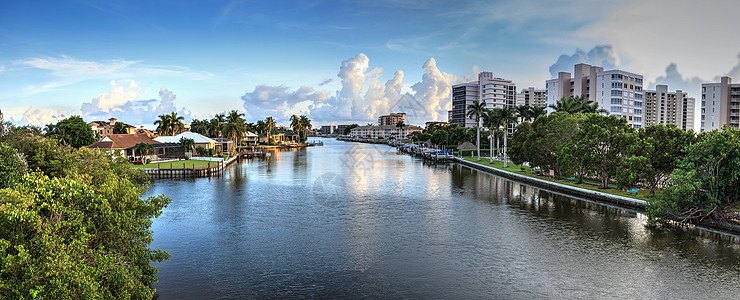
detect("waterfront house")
(349, 124), (422, 139)
(212, 138), (234, 154)
(244, 131), (258, 144)
(83, 134), (183, 162)
(154, 131), (217, 152)
(88, 118), (136, 138)
(258, 130), (299, 144)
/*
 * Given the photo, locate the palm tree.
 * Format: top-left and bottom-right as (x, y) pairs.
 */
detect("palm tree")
(154, 114), (170, 136)
(290, 115), (303, 142)
(516, 105), (532, 122)
(466, 100), (486, 161)
(395, 120), (406, 139)
(549, 96), (583, 114)
(299, 115), (311, 141)
(530, 106), (546, 121)
(167, 112), (185, 135)
(482, 108), (503, 163)
(179, 137), (195, 156)
(265, 116), (276, 144)
(498, 106), (518, 168)
(581, 100), (609, 114)
(134, 142), (153, 162)
(209, 113), (226, 138)
(224, 110), (246, 153)
(256, 120), (266, 135)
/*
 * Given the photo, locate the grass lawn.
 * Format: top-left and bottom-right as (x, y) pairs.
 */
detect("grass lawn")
(460, 156), (651, 201)
(131, 160), (220, 169)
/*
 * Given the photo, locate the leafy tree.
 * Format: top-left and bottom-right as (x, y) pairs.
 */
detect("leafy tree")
(344, 124), (359, 135)
(112, 122), (129, 134)
(134, 142), (153, 162)
(482, 108), (503, 163)
(431, 129), (448, 146)
(0, 147), (170, 299)
(466, 100), (486, 161)
(179, 137), (195, 156)
(570, 114), (636, 188)
(549, 95), (607, 115)
(154, 112), (185, 136)
(55, 116), (96, 148)
(616, 124), (694, 193)
(0, 143), (27, 188)
(509, 121), (531, 166)
(195, 146), (208, 156)
(224, 110), (246, 152)
(189, 119), (210, 136)
(526, 112), (582, 178)
(647, 129), (740, 225)
(264, 116), (277, 144)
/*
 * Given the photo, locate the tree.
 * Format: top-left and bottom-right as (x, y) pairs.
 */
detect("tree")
(509, 122), (531, 166)
(189, 119), (210, 136)
(525, 112), (582, 178)
(179, 137), (195, 156)
(154, 112), (185, 136)
(431, 129), (448, 146)
(482, 108), (503, 163)
(647, 129), (740, 225)
(0, 146), (170, 299)
(498, 106), (518, 167)
(395, 121), (406, 139)
(154, 114), (170, 136)
(570, 114), (636, 188)
(616, 124), (693, 193)
(134, 142), (153, 162)
(466, 100), (486, 161)
(55, 116), (96, 148)
(344, 124), (359, 135)
(112, 122), (129, 134)
(299, 115), (312, 141)
(0, 143), (27, 188)
(264, 116), (277, 144)
(224, 110), (246, 152)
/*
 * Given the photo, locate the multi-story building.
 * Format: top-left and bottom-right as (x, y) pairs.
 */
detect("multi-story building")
(450, 72), (516, 127)
(378, 113), (406, 126)
(335, 124), (349, 135)
(88, 117), (136, 138)
(644, 85), (695, 131)
(545, 63), (604, 112)
(350, 125), (422, 139)
(701, 76), (740, 132)
(516, 87), (547, 107)
(320, 125), (335, 135)
(594, 70), (644, 129)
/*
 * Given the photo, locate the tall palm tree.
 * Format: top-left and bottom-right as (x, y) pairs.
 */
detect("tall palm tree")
(395, 120), (406, 139)
(209, 113), (226, 138)
(581, 100), (609, 114)
(299, 115), (311, 141)
(498, 106), (519, 168)
(265, 116), (276, 144)
(167, 112), (185, 135)
(530, 106), (546, 121)
(256, 120), (266, 135)
(224, 110), (246, 153)
(290, 115), (303, 142)
(482, 108), (503, 163)
(549, 96), (583, 114)
(516, 105), (532, 122)
(466, 100), (486, 161)
(154, 114), (170, 136)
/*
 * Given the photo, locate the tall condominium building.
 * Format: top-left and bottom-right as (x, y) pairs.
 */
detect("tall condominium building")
(644, 85), (695, 131)
(516, 87), (547, 107)
(378, 113), (406, 126)
(545, 63), (604, 112)
(594, 70), (644, 129)
(451, 72), (516, 127)
(701, 76), (740, 132)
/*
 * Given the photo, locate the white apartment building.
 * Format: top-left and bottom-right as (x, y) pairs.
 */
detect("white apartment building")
(350, 125), (422, 139)
(594, 70), (644, 129)
(450, 72), (516, 127)
(516, 87), (547, 107)
(644, 85), (695, 131)
(545, 63), (604, 112)
(701, 76), (740, 132)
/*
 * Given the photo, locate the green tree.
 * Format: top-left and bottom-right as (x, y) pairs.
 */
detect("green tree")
(189, 119), (210, 136)
(344, 124), (359, 135)
(55, 116), (96, 148)
(482, 108), (503, 163)
(498, 106), (519, 168)
(571, 114), (636, 188)
(0, 143), (27, 188)
(509, 121), (531, 166)
(466, 100), (486, 161)
(112, 122), (129, 134)
(647, 129), (740, 225)
(179, 137), (195, 156)
(527, 112), (582, 178)
(224, 110), (246, 152)
(134, 142), (153, 162)
(0, 147), (170, 299)
(430, 129), (448, 146)
(300, 115), (312, 141)
(264, 116), (277, 144)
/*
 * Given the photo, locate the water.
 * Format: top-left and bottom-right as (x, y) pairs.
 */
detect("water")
(147, 138), (740, 299)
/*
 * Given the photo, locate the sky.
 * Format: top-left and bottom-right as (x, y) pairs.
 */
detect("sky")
(2, 0), (740, 129)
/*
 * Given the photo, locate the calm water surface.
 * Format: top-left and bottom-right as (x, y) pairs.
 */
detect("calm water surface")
(147, 138), (740, 299)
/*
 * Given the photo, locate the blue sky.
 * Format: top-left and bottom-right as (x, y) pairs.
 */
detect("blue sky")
(3, 0), (740, 128)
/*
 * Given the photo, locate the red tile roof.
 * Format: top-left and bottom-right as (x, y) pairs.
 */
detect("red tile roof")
(83, 134), (160, 149)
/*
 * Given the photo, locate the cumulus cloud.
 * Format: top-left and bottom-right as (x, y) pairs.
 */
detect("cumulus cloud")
(21, 106), (67, 125)
(80, 80), (191, 126)
(548, 45), (619, 78)
(652, 63), (704, 92)
(242, 53), (459, 125)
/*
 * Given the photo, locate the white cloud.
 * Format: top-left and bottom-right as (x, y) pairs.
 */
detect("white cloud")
(12, 55), (213, 94)
(243, 53), (459, 125)
(80, 80), (191, 126)
(21, 106), (66, 125)
(548, 45), (620, 78)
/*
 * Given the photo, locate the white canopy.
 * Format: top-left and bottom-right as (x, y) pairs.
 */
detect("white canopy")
(154, 131), (217, 144)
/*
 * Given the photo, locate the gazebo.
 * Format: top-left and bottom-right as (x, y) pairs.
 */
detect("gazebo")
(457, 141), (477, 157)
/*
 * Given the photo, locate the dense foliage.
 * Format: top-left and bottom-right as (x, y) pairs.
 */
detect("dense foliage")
(0, 122), (171, 298)
(54, 116), (96, 148)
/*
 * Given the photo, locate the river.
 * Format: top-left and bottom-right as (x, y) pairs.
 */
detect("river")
(147, 137), (740, 299)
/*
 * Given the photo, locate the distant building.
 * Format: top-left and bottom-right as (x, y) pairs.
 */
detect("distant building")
(451, 72), (517, 128)
(89, 118), (136, 137)
(644, 85), (695, 131)
(378, 113), (406, 126)
(425, 121), (448, 130)
(350, 125), (422, 139)
(336, 124), (350, 135)
(320, 125), (335, 135)
(516, 87), (547, 107)
(545, 63), (604, 111)
(701, 76), (740, 132)
(447, 110), (453, 123)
